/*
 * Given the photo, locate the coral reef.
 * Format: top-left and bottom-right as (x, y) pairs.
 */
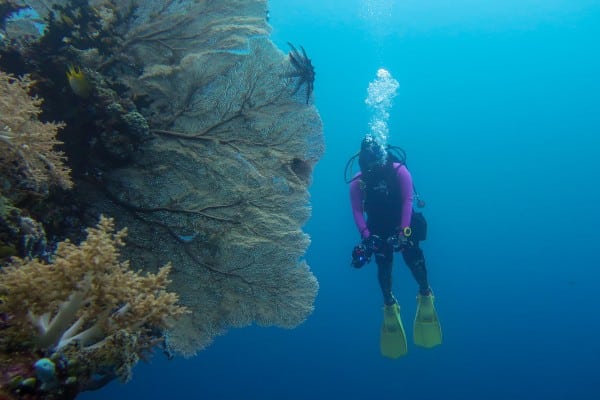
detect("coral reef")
(90, 0), (324, 355)
(0, 71), (72, 193)
(0, 70), (74, 262)
(1, 0), (324, 361)
(0, 216), (188, 398)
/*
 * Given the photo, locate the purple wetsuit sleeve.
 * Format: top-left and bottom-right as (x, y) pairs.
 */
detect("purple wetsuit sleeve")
(395, 163), (414, 233)
(350, 175), (370, 239)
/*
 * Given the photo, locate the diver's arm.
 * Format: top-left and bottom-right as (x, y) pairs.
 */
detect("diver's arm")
(350, 178), (370, 239)
(395, 163), (414, 232)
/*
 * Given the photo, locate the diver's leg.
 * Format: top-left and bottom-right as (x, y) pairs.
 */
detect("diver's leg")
(376, 248), (396, 305)
(402, 244), (431, 295)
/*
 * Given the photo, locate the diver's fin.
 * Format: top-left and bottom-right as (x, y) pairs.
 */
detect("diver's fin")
(380, 303), (408, 358)
(413, 294), (442, 348)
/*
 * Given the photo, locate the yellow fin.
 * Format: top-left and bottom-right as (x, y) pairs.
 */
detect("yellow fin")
(380, 303), (408, 358)
(413, 294), (442, 348)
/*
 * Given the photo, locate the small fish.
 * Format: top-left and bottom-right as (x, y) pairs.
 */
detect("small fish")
(66, 65), (91, 98)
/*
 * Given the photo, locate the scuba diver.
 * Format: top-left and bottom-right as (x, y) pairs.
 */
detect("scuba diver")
(346, 134), (442, 358)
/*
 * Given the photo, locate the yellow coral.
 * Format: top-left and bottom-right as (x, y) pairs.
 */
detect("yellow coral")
(0, 70), (72, 189)
(0, 216), (188, 354)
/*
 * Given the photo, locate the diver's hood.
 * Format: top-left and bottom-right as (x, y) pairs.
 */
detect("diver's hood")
(359, 135), (387, 174)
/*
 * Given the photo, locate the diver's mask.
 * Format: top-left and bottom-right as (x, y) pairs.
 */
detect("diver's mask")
(359, 135), (387, 174)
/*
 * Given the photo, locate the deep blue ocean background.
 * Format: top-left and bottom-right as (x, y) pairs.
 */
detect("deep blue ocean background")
(83, 1), (600, 399)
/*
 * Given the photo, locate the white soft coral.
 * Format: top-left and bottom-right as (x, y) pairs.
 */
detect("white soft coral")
(27, 278), (105, 351)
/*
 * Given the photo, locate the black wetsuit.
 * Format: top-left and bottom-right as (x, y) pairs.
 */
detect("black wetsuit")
(350, 162), (430, 305)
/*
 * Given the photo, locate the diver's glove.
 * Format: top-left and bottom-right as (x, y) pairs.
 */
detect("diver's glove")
(388, 228), (413, 252)
(351, 244), (371, 268)
(351, 235), (382, 268)
(363, 234), (383, 254)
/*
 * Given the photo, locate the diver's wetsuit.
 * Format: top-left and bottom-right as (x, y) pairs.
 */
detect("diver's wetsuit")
(350, 162), (430, 305)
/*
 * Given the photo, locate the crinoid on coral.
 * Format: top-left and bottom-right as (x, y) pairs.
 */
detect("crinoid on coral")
(286, 42), (315, 104)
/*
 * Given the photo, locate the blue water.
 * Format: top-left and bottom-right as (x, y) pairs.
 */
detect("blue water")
(82, 1), (600, 399)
